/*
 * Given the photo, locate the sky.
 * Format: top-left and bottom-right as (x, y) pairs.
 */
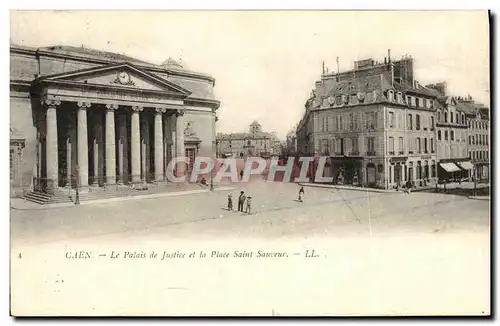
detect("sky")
(10, 11), (490, 139)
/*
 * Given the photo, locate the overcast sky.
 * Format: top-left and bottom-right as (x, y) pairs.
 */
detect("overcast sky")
(10, 11), (489, 139)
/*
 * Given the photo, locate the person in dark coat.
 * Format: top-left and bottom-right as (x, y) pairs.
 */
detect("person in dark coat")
(227, 194), (233, 211)
(298, 186), (305, 202)
(405, 180), (412, 194)
(238, 191), (246, 212)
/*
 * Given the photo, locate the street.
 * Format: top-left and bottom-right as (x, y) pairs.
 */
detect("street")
(10, 181), (491, 316)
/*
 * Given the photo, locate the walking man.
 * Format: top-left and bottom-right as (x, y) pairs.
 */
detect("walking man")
(246, 196), (252, 214)
(298, 186), (305, 202)
(238, 191), (246, 212)
(405, 180), (412, 194)
(227, 194), (233, 211)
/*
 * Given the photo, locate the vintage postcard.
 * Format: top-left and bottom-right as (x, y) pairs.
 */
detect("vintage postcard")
(9, 10), (491, 316)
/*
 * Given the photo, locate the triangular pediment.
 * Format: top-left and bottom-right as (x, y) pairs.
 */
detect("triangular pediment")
(37, 62), (191, 95)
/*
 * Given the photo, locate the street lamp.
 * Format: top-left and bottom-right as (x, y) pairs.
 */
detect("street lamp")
(75, 164), (80, 205)
(210, 140), (215, 191)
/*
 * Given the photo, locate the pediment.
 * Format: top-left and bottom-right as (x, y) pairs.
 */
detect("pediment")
(37, 62), (191, 95)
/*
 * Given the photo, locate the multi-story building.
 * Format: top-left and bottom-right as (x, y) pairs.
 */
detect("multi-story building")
(457, 97), (490, 180)
(295, 52), (439, 189)
(283, 127), (297, 157)
(216, 121), (281, 158)
(10, 44), (220, 197)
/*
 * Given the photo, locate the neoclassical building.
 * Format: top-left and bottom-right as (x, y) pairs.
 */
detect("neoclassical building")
(10, 44), (220, 196)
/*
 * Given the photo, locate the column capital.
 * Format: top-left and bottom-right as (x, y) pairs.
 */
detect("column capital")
(106, 104), (119, 111)
(42, 99), (61, 108)
(77, 101), (92, 109)
(156, 108), (167, 114)
(132, 106), (144, 113)
(176, 108), (186, 117)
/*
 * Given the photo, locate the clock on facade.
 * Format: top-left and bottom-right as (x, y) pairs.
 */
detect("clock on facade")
(117, 71), (131, 84)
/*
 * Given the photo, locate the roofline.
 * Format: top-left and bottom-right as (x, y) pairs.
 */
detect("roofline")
(10, 45), (216, 84)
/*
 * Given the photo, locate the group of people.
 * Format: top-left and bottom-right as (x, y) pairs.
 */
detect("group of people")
(227, 191), (252, 214)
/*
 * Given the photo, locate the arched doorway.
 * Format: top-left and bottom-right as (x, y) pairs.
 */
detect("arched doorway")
(366, 163), (376, 187)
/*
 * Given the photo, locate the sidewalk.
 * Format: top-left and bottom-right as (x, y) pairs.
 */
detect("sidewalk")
(11, 185), (236, 210)
(468, 195), (490, 201)
(297, 182), (400, 194)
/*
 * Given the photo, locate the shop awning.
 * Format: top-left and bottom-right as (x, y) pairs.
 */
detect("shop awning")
(457, 161), (474, 170)
(440, 162), (461, 172)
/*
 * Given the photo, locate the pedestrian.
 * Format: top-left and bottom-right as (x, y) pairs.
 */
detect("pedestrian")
(238, 191), (246, 212)
(227, 194), (233, 211)
(240, 170), (244, 181)
(405, 180), (412, 194)
(298, 186), (305, 202)
(246, 196), (252, 214)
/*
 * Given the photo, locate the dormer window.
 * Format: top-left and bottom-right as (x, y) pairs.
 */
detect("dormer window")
(437, 110), (441, 122)
(444, 110), (448, 123)
(397, 92), (403, 103)
(387, 90), (394, 102)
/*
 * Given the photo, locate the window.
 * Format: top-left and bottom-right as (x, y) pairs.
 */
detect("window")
(350, 113), (354, 130)
(335, 138), (342, 154)
(450, 112), (454, 123)
(389, 112), (394, 128)
(389, 137), (394, 154)
(416, 114), (421, 130)
(335, 96), (341, 105)
(321, 139), (329, 154)
(417, 138), (421, 153)
(424, 138), (428, 153)
(438, 130), (441, 140)
(469, 135), (472, 145)
(339, 116), (343, 131)
(431, 138), (434, 153)
(450, 130), (454, 141)
(398, 137), (404, 155)
(456, 113), (459, 124)
(186, 148), (196, 172)
(444, 111), (448, 123)
(445, 130), (448, 140)
(431, 116), (435, 130)
(437, 111), (441, 122)
(461, 114), (465, 125)
(351, 137), (358, 153)
(366, 137), (375, 154)
(408, 114), (413, 130)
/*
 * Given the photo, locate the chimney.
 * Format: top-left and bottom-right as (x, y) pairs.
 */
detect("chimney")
(322, 61), (325, 74)
(388, 49), (391, 63)
(384, 57), (387, 64)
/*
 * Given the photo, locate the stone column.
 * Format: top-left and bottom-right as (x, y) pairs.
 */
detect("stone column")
(175, 109), (186, 177)
(44, 99), (61, 191)
(77, 102), (90, 187)
(140, 114), (150, 182)
(65, 138), (72, 188)
(131, 106), (143, 183)
(154, 108), (166, 181)
(105, 104), (118, 185)
(92, 140), (99, 186)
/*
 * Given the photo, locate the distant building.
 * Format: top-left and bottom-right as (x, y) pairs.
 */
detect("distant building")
(426, 83), (489, 182)
(296, 51), (438, 189)
(457, 97), (490, 180)
(216, 121), (281, 158)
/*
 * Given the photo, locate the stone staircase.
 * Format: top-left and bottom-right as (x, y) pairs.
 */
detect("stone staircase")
(22, 182), (207, 206)
(22, 189), (73, 205)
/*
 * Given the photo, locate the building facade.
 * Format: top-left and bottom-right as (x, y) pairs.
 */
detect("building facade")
(10, 45), (220, 196)
(296, 53), (439, 189)
(216, 121), (281, 158)
(458, 98), (490, 180)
